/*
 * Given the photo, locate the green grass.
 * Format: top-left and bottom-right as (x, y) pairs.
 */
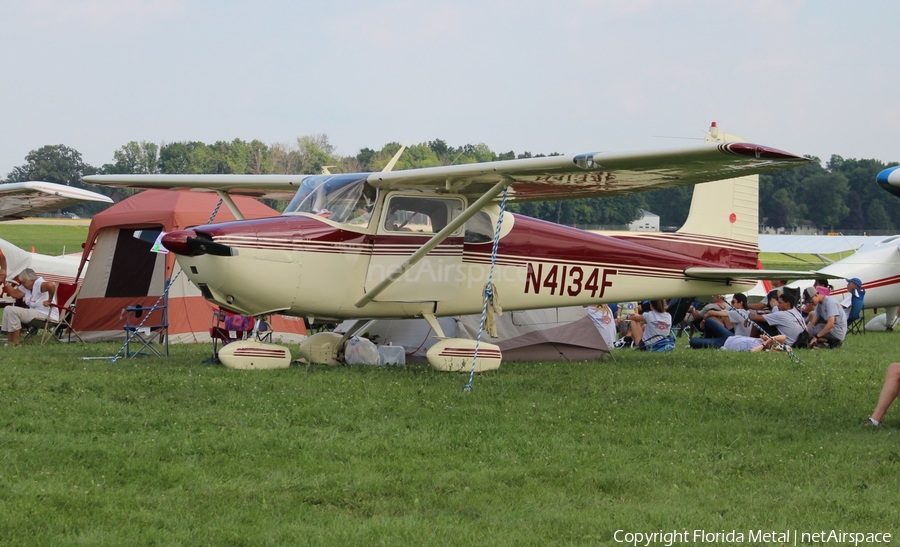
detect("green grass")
(0, 336), (898, 546)
(0, 225), (886, 545)
(0, 224), (90, 256)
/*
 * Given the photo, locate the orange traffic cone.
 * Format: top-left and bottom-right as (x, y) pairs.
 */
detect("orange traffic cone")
(31, 246), (35, 253)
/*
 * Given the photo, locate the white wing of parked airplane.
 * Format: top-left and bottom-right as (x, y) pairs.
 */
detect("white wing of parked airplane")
(0, 181), (113, 220)
(758, 234), (887, 257)
(0, 237), (82, 290)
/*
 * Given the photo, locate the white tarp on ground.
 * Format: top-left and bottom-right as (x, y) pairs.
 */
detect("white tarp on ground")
(338, 307), (609, 362)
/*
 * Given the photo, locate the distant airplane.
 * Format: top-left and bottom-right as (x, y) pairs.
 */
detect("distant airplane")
(83, 123), (816, 370)
(0, 181), (110, 297)
(0, 181), (112, 221)
(0, 237), (83, 310)
(876, 165), (900, 198)
(0, 237), (82, 285)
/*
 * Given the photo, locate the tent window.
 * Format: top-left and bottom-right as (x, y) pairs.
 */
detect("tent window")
(106, 229), (160, 297)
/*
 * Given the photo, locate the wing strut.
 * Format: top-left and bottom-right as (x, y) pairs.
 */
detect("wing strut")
(381, 141), (409, 173)
(354, 178), (512, 308)
(215, 191), (245, 221)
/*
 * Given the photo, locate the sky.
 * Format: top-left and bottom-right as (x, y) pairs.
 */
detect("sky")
(1, 0), (898, 177)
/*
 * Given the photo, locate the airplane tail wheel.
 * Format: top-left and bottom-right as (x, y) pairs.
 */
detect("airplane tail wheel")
(299, 332), (343, 366)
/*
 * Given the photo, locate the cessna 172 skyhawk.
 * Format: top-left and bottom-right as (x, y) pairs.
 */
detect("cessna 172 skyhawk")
(84, 124), (813, 371)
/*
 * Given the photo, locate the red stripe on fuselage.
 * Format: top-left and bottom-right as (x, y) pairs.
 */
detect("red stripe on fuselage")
(190, 213), (752, 272)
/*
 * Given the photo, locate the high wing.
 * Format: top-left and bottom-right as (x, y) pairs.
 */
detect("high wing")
(369, 142), (806, 200)
(79, 174), (304, 201)
(82, 142), (807, 201)
(0, 181), (113, 220)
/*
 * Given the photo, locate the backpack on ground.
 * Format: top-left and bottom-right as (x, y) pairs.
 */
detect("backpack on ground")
(645, 335), (676, 352)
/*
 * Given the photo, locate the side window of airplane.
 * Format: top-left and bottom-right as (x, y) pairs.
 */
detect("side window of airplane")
(383, 196), (464, 235)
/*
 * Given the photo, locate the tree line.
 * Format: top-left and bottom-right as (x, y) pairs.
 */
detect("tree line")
(3, 136), (898, 231)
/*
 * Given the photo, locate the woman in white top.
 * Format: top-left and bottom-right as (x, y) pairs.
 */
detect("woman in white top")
(587, 304), (618, 348)
(629, 299), (672, 350)
(2, 268), (57, 346)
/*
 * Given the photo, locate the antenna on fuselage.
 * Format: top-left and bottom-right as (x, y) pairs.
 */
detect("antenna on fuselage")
(381, 141), (409, 173)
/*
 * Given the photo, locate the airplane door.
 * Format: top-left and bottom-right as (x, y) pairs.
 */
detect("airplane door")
(365, 194), (465, 302)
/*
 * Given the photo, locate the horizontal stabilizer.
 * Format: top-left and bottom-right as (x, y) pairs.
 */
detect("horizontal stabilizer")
(684, 267), (841, 281)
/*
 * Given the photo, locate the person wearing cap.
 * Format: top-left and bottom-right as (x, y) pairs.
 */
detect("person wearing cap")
(845, 277), (864, 298)
(804, 285), (846, 348)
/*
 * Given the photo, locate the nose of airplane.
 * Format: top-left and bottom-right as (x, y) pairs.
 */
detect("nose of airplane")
(162, 230), (237, 257)
(162, 230), (195, 255)
(877, 166), (900, 198)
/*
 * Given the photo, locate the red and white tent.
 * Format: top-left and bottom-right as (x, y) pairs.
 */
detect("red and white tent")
(72, 190), (307, 343)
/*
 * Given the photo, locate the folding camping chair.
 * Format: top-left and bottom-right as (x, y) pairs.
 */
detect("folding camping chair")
(847, 289), (866, 335)
(123, 300), (169, 357)
(40, 282), (84, 345)
(667, 297), (695, 338)
(210, 307), (255, 362)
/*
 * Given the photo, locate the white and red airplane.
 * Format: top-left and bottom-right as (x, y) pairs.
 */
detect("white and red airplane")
(84, 124), (814, 370)
(0, 237), (83, 286)
(757, 166), (900, 329)
(0, 181), (111, 282)
(0, 181), (112, 304)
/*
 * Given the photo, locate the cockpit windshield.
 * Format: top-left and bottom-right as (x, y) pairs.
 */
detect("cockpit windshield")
(283, 174), (376, 227)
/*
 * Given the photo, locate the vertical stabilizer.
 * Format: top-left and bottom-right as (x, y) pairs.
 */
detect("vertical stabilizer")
(677, 122), (759, 248)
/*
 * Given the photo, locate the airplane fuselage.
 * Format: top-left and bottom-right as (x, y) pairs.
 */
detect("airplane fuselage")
(814, 238), (900, 310)
(161, 205), (756, 320)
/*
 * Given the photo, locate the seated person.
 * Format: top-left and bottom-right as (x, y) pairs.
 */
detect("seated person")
(706, 293), (753, 335)
(628, 299), (672, 350)
(804, 286), (847, 349)
(689, 293), (753, 349)
(748, 291), (807, 348)
(586, 303), (618, 349)
(688, 315), (735, 349)
(748, 279), (788, 312)
(841, 277), (865, 319)
(799, 281), (827, 317)
(1, 268), (58, 346)
(690, 294), (728, 335)
(865, 362), (900, 426)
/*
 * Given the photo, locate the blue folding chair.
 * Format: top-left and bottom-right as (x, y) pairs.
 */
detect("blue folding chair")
(847, 289), (866, 335)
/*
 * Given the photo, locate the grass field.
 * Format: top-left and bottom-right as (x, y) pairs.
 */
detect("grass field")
(1, 335), (898, 545)
(0, 224), (90, 256)
(1, 225), (896, 545)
